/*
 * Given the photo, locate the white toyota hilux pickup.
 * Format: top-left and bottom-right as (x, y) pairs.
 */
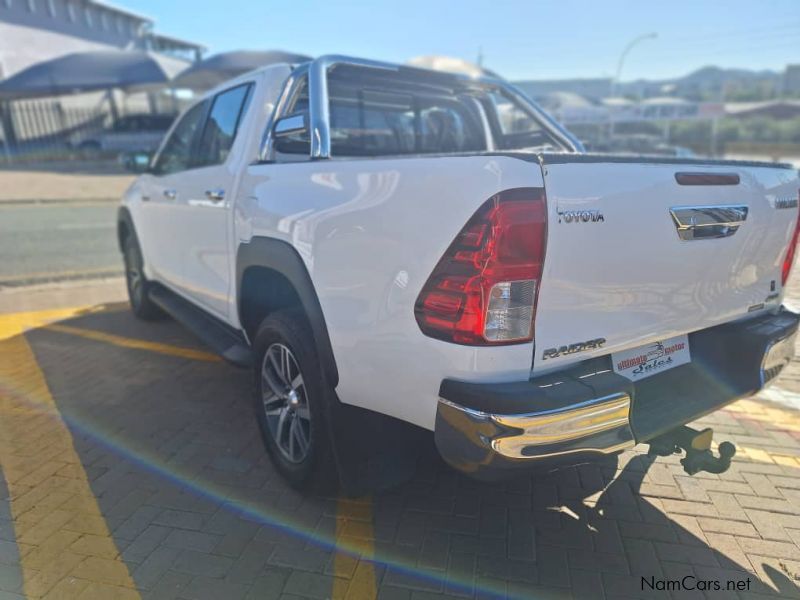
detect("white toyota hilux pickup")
(118, 55), (800, 491)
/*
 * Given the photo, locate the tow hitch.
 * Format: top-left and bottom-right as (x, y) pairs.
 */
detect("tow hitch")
(647, 426), (736, 476)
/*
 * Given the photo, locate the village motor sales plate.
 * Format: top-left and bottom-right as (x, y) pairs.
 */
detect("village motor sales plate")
(611, 334), (691, 382)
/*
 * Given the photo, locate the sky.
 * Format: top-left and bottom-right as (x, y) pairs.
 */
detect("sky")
(131, 0), (799, 81)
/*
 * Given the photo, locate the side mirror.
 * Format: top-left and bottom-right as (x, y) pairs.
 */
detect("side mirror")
(121, 151), (153, 174)
(273, 113), (307, 137)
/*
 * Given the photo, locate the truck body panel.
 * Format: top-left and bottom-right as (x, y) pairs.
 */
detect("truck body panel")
(534, 158), (799, 374)
(237, 154), (544, 429)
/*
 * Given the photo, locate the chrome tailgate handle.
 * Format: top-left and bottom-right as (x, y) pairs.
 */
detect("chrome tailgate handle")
(669, 205), (748, 241)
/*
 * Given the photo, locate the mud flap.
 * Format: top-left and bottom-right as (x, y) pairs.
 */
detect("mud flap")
(327, 393), (429, 497)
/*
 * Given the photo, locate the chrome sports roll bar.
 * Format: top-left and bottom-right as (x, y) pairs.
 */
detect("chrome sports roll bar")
(260, 54), (584, 162)
(308, 56), (400, 159)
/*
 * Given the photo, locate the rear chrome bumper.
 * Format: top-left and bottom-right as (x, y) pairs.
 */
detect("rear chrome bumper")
(435, 308), (799, 480)
(761, 331), (796, 386)
(437, 392), (635, 474)
(435, 392), (635, 479)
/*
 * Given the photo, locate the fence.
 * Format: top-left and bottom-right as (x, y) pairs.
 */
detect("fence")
(0, 98), (177, 163)
(0, 99), (110, 162)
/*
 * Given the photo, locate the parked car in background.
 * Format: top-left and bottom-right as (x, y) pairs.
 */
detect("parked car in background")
(71, 114), (175, 156)
(118, 56), (800, 492)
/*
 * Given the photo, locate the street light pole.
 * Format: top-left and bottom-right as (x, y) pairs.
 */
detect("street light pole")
(609, 32), (658, 139)
(612, 32), (658, 97)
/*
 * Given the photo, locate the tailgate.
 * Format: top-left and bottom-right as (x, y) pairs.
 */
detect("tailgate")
(533, 156), (799, 374)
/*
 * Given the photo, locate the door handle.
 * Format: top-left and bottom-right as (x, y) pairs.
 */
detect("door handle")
(669, 205), (748, 241)
(163, 189), (177, 200)
(205, 188), (225, 202)
(141, 194), (150, 202)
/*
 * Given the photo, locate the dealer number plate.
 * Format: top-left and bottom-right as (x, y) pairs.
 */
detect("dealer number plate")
(612, 334), (691, 382)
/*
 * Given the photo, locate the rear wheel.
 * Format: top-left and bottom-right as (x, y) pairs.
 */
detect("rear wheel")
(253, 309), (338, 491)
(123, 236), (162, 320)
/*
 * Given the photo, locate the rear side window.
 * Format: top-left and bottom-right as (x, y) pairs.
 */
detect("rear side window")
(194, 84), (254, 168)
(482, 90), (550, 149)
(152, 101), (208, 176)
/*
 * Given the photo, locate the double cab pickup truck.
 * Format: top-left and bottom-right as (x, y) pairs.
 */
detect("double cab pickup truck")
(118, 55), (800, 490)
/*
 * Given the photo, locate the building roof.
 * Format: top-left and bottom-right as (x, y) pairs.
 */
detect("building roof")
(406, 55), (495, 78)
(601, 97), (634, 106)
(149, 32), (207, 53)
(88, 0), (152, 24)
(724, 100), (800, 119)
(539, 91), (596, 109)
(641, 96), (690, 106)
(88, 2), (205, 53)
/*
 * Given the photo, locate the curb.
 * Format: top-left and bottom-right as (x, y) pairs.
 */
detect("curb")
(0, 269), (123, 289)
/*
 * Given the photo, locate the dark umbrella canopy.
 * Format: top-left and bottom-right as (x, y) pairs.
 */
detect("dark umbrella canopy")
(0, 50), (188, 99)
(173, 50), (311, 90)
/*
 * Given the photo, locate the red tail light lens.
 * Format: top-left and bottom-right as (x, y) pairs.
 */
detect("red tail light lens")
(414, 187), (547, 345)
(781, 190), (800, 286)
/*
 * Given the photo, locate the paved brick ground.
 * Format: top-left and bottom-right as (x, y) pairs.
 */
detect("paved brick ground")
(0, 279), (800, 599)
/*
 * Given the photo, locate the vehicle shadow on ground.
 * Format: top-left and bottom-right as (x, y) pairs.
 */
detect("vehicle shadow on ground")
(5, 305), (800, 599)
(374, 442), (800, 599)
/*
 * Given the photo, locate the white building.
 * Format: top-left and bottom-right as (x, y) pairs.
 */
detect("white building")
(0, 0), (203, 79)
(0, 1), (205, 156)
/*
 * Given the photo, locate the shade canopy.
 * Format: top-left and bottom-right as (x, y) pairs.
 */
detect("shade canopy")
(407, 55), (500, 79)
(172, 50), (311, 90)
(0, 50), (188, 99)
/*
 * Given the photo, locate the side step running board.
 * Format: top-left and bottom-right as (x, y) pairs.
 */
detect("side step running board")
(148, 285), (253, 368)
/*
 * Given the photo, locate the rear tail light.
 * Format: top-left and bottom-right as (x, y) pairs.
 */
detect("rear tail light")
(414, 187), (547, 345)
(781, 190), (800, 287)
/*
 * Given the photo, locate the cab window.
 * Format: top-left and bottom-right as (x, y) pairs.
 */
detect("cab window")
(272, 73), (486, 157)
(482, 90), (550, 150)
(152, 101), (208, 176)
(194, 84), (254, 168)
(326, 79), (485, 157)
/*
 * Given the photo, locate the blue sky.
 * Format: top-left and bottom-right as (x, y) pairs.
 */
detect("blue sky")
(132, 0), (799, 81)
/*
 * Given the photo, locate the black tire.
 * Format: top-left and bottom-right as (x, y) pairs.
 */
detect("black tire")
(122, 236), (163, 320)
(252, 309), (338, 492)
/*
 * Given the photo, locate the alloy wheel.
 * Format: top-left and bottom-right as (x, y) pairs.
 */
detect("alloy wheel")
(261, 342), (312, 463)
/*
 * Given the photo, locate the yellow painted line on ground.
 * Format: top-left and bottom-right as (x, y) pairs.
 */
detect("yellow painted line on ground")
(45, 323), (222, 363)
(0, 306), (88, 342)
(721, 397), (800, 465)
(725, 397), (800, 432)
(0, 314), (141, 598)
(332, 496), (377, 600)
